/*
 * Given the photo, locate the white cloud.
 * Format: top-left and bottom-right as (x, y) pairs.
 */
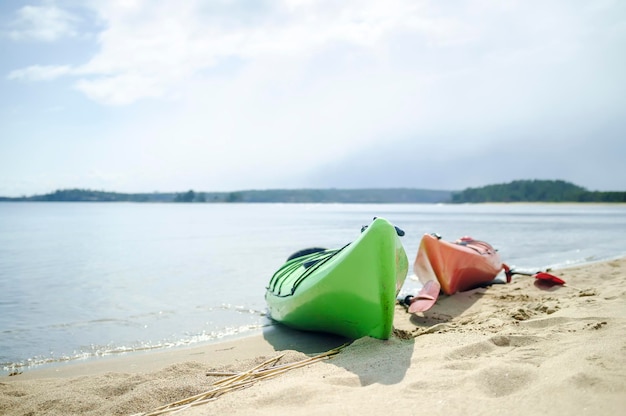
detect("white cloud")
(8, 64), (73, 81)
(8, 0), (625, 113)
(74, 73), (165, 105)
(7, 0), (481, 105)
(8, 4), (80, 42)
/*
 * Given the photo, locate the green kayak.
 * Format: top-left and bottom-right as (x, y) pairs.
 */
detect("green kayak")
(265, 217), (409, 340)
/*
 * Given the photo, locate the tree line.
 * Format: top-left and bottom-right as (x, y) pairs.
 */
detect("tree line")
(451, 180), (626, 203)
(1, 180), (624, 203)
(0, 188), (452, 203)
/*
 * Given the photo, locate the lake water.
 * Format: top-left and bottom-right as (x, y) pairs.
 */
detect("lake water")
(1, 202), (625, 374)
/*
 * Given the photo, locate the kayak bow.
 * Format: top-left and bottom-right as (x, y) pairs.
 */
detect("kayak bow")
(265, 217), (409, 340)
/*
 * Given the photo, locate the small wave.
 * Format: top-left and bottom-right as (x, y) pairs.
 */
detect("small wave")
(196, 303), (269, 317)
(538, 252), (626, 273)
(1, 323), (269, 375)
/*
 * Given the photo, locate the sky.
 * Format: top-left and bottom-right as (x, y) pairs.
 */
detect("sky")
(1, 0), (625, 197)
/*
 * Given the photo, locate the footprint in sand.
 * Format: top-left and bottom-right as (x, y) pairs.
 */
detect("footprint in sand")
(517, 316), (574, 329)
(519, 316), (612, 332)
(445, 334), (539, 361)
(445, 339), (497, 361)
(474, 364), (536, 397)
(444, 335), (545, 369)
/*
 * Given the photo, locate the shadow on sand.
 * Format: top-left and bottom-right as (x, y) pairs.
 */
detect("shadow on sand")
(404, 281), (507, 328)
(262, 323), (414, 386)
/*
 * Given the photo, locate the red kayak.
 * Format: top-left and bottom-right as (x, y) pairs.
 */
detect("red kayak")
(413, 233), (508, 296)
(406, 233), (568, 313)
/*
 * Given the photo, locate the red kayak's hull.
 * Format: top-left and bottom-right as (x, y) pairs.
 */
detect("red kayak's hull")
(413, 234), (504, 295)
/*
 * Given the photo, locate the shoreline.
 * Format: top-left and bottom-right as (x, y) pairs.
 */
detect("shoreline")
(6, 253), (625, 378)
(5, 326), (349, 381)
(1, 329), (269, 379)
(2, 257), (625, 415)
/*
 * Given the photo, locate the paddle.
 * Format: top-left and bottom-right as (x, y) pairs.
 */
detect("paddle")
(506, 269), (579, 290)
(534, 272), (566, 285)
(404, 280), (441, 313)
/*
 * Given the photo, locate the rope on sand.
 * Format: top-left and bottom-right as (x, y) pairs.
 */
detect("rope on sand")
(131, 344), (347, 416)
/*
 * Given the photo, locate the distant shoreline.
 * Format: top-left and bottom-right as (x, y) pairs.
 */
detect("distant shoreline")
(0, 188), (454, 204)
(1, 180), (624, 203)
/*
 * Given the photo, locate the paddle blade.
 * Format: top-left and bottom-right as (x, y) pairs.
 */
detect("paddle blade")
(408, 280), (441, 313)
(534, 272), (566, 285)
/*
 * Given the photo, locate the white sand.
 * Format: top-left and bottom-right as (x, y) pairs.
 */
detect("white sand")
(2, 257), (625, 415)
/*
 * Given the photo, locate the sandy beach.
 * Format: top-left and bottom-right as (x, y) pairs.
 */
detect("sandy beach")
(2, 257), (625, 415)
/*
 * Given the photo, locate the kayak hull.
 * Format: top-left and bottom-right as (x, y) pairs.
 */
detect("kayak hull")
(414, 234), (504, 295)
(265, 217), (409, 340)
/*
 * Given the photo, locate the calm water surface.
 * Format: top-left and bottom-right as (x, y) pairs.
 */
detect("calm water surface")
(1, 202), (625, 374)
